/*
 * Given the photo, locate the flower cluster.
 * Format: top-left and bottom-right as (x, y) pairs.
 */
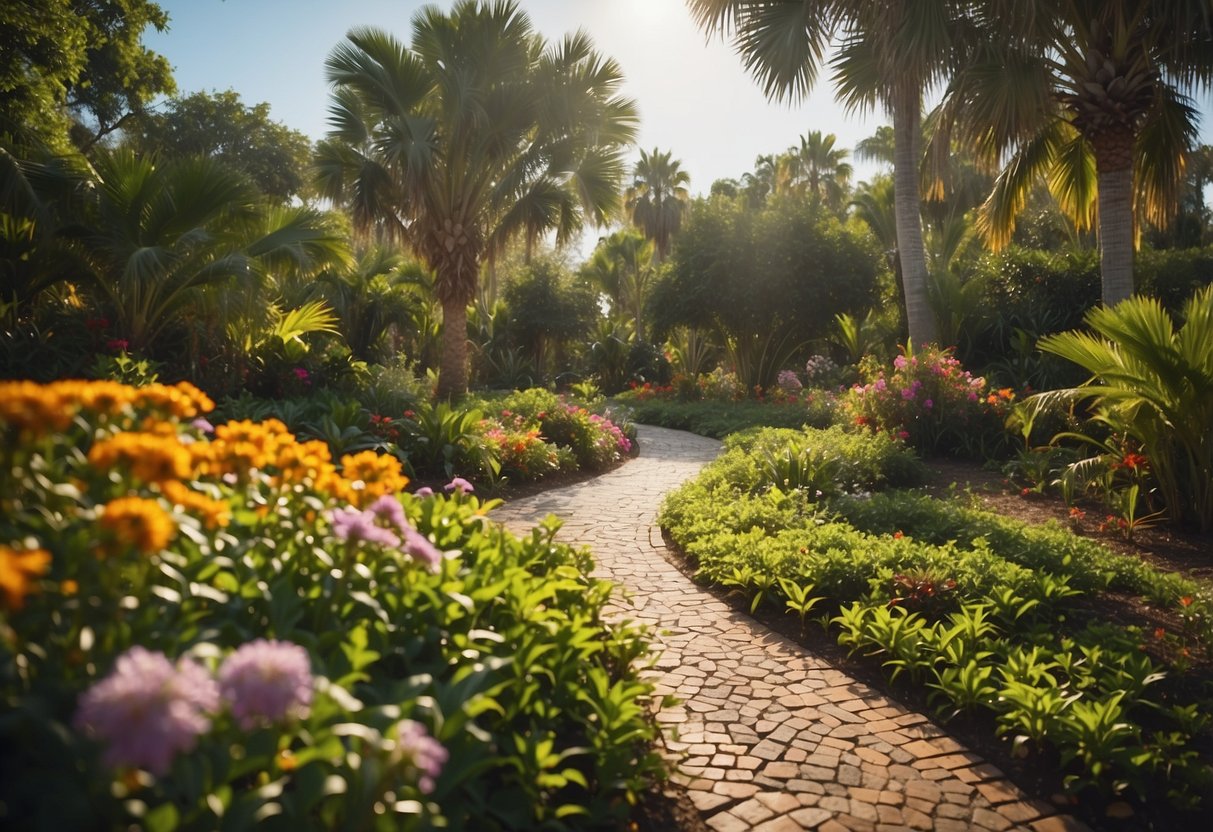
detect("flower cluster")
(842, 346), (1008, 455)
(330, 494), (443, 570)
(804, 354), (840, 386)
(392, 719), (449, 794)
(479, 413), (562, 481)
(0, 379), (213, 436)
(0, 544), (51, 610)
(776, 370), (803, 394)
(76, 642), (317, 774)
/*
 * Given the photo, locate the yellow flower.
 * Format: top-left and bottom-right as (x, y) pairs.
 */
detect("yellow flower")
(0, 380), (77, 435)
(0, 545), (52, 610)
(130, 382), (215, 420)
(98, 497), (176, 554)
(340, 450), (409, 507)
(88, 432), (193, 484)
(160, 481), (231, 528)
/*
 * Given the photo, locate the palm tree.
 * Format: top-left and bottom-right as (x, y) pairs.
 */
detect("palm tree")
(786, 130), (852, 209)
(945, 1), (1213, 304)
(316, 1), (638, 398)
(18, 147), (349, 354)
(741, 153), (779, 206)
(687, 0), (961, 346)
(582, 228), (656, 341)
(855, 125), (896, 169)
(624, 147), (691, 263)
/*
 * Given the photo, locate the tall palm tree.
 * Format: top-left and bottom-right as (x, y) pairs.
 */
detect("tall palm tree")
(316, 1), (638, 398)
(624, 147), (691, 263)
(687, 0), (961, 346)
(854, 125), (896, 169)
(945, 1), (1213, 304)
(741, 153), (779, 206)
(786, 130), (853, 209)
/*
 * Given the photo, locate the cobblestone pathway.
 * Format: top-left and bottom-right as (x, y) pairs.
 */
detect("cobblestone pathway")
(492, 425), (1087, 832)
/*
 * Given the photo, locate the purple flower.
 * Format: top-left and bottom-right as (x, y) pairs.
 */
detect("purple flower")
(403, 528), (443, 571)
(330, 506), (401, 548)
(191, 417), (215, 434)
(393, 720), (448, 794)
(924, 399), (934, 409)
(444, 477), (474, 494)
(218, 640), (313, 729)
(74, 647), (219, 775)
(900, 387), (916, 400)
(413, 487), (434, 498)
(367, 494), (408, 533)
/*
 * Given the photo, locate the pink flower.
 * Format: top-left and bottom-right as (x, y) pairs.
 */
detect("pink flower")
(106, 338), (129, 352)
(393, 720), (448, 794)
(330, 505), (401, 548)
(75, 647), (219, 774)
(444, 477), (475, 494)
(413, 486), (434, 498)
(218, 640), (313, 729)
(923, 399), (933, 409)
(403, 528), (443, 571)
(293, 367), (310, 381)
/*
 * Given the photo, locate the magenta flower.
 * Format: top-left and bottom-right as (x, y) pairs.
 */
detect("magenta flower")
(393, 719), (448, 794)
(218, 640), (313, 729)
(414, 486), (434, 498)
(444, 477), (474, 494)
(74, 647), (219, 775)
(924, 399), (934, 409)
(292, 367), (310, 381)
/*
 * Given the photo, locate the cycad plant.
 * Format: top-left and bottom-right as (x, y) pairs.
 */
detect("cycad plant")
(1034, 284), (1213, 531)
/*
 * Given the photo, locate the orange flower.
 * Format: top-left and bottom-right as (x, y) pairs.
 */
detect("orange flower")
(0, 380), (77, 435)
(340, 450), (409, 507)
(0, 545), (52, 610)
(160, 481), (231, 528)
(1179, 596), (1194, 608)
(88, 432), (192, 484)
(98, 497), (176, 554)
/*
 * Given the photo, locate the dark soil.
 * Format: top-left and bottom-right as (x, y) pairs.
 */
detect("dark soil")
(654, 456), (1213, 832)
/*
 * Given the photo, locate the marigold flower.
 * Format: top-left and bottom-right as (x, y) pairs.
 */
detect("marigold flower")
(0, 380), (77, 435)
(75, 647), (218, 775)
(160, 481), (231, 528)
(218, 640), (313, 729)
(0, 546), (52, 610)
(98, 497), (176, 554)
(391, 720), (448, 794)
(341, 451), (409, 507)
(88, 432), (192, 484)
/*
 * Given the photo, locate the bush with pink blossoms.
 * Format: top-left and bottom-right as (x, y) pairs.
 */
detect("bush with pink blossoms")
(842, 344), (1012, 456)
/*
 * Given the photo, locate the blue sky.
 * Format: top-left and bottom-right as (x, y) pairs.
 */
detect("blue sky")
(146, 0), (1213, 199)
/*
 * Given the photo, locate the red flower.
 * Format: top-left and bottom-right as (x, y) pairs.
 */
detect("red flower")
(1118, 453), (1149, 471)
(893, 531), (904, 540)
(1179, 596), (1194, 608)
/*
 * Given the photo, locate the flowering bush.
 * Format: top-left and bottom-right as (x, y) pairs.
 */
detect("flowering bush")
(490, 389), (635, 471)
(776, 369), (803, 394)
(0, 380), (663, 829)
(803, 354), (840, 386)
(842, 345), (1012, 456)
(478, 412), (565, 481)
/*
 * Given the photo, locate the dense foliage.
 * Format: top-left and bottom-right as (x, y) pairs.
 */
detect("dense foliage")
(660, 424), (1213, 813)
(0, 380), (663, 830)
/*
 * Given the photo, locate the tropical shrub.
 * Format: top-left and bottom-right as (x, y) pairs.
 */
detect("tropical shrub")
(616, 395), (838, 439)
(1034, 285), (1213, 532)
(0, 380), (664, 830)
(842, 344), (1012, 457)
(490, 389), (633, 471)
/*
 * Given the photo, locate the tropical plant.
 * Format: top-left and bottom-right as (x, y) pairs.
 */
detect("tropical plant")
(581, 228), (656, 341)
(318, 247), (431, 363)
(317, 1), (638, 398)
(687, 0), (966, 346)
(624, 147), (691, 263)
(1034, 285), (1213, 531)
(944, 1), (1213, 303)
(784, 130), (853, 211)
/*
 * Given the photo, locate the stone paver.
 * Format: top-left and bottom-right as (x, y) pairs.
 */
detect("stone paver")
(493, 425), (1086, 832)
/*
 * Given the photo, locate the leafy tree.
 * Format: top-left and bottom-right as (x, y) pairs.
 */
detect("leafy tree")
(0, 0), (175, 150)
(688, 0), (966, 347)
(651, 193), (883, 358)
(625, 147), (691, 263)
(316, 1), (637, 398)
(125, 90), (314, 201)
(945, 0), (1213, 304)
(501, 253), (596, 379)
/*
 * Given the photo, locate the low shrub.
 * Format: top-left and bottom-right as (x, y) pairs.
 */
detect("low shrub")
(658, 423), (1213, 811)
(0, 380), (664, 830)
(616, 394), (837, 439)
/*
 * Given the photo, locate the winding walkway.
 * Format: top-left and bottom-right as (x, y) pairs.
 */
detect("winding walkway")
(492, 425), (1087, 832)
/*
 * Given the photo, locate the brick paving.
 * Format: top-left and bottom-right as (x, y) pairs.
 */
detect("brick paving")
(492, 425), (1087, 832)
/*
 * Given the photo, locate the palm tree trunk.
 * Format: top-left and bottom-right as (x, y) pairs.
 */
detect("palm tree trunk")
(1096, 163), (1135, 305)
(437, 296), (470, 400)
(892, 88), (937, 347)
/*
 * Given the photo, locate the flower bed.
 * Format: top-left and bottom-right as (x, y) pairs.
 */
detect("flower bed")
(0, 380), (663, 830)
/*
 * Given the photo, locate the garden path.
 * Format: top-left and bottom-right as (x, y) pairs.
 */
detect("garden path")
(492, 425), (1087, 832)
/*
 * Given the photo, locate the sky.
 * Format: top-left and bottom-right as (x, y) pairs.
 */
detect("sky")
(144, 0), (893, 195)
(146, 0), (1213, 216)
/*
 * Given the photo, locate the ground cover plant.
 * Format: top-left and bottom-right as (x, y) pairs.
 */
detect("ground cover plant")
(0, 379), (664, 831)
(659, 424), (1213, 823)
